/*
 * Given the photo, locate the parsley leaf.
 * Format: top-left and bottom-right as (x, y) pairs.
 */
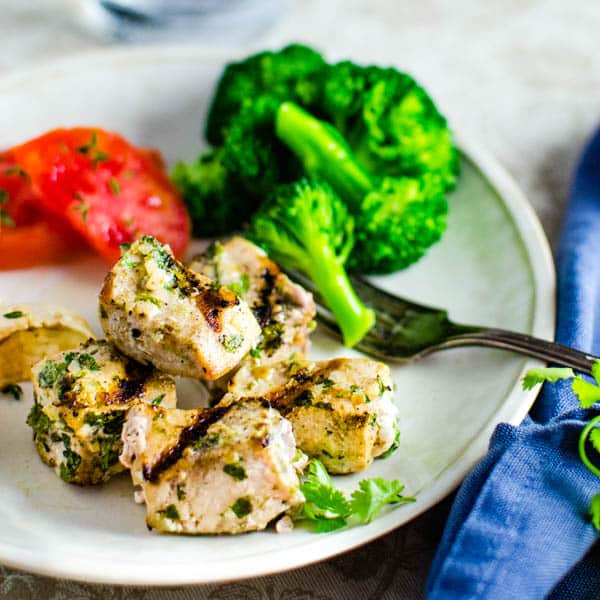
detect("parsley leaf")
(590, 493), (600, 530)
(572, 376), (600, 408)
(296, 459), (414, 533)
(3, 310), (24, 319)
(349, 478), (415, 524)
(521, 367), (575, 390)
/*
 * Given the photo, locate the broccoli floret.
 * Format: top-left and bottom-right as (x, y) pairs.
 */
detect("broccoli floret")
(323, 62), (459, 191)
(206, 44), (327, 145)
(276, 101), (449, 273)
(173, 98), (301, 235)
(221, 96), (301, 197)
(171, 148), (256, 236)
(247, 179), (375, 347)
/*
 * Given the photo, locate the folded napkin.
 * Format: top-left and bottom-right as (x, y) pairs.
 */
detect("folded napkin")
(426, 126), (600, 599)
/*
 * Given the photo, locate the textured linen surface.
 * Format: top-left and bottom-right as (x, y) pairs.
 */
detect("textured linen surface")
(427, 128), (600, 598)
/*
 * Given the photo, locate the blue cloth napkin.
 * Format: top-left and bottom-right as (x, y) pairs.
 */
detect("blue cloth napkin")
(426, 126), (600, 599)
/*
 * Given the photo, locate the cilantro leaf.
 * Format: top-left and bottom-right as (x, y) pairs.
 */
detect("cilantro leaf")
(378, 428), (400, 459)
(296, 459), (414, 533)
(590, 493), (600, 530)
(592, 362), (600, 387)
(349, 478), (415, 524)
(521, 367), (575, 390)
(572, 376), (600, 409)
(589, 428), (600, 454)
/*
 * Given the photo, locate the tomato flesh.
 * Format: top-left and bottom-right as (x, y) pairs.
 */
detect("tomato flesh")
(0, 154), (85, 270)
(11, 128), (190, 263)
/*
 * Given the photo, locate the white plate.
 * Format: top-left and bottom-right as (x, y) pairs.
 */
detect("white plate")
(0, 47), (555, 585)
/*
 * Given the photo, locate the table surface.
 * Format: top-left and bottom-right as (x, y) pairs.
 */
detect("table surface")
(1, 1), (598, 598)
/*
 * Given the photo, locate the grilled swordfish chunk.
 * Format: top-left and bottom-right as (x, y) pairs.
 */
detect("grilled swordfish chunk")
(221, 357), (399, 474)
(120, 400), (305, 534)
(99, 236), (261, 380)
(188, 237), (316, 362)
(27, 339), (177, 485)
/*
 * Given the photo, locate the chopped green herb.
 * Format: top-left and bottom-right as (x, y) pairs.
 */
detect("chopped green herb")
(227, 273), (250, 298)
(249, 347), (262, 359)
(151, 394), (165, 406)
(294, 390), (314, 407)
(176, 484), (186, 501)
(259, 322), (285, 353)
(223, 462), (247, 481)
(231, 497), (252, 518)
(26, 403), (52, 435)
(37, 360), (67, 389)
(108, 177), (120, 195)
(72, 193), (89, 223)
(350, 385), (361, 393)
(3, 310), (24, 319)
(222, 334), (244, 353)
(159, 504), (181, 520)
(1, 383), (22, 401)
(0, 189), (9, 203)
(191, 432), (220, 450)
(315, 401), (333, 411)
(0, 210), (14, 227)
(59, 434), (82, 481)
(77, 353), (100, 371)
(119, 242), (131, 255)
(378, 428), (401, 459)
(4, 166), (29, 180)
(135, 293), (161, 307)
(377, 375), (391, 396)
(320, 378), (336, 389)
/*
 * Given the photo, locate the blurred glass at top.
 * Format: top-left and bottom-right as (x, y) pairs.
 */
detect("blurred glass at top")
(79, 0), (288, 44)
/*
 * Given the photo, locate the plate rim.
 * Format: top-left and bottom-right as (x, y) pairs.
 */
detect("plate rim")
(0, 45), (556, 586)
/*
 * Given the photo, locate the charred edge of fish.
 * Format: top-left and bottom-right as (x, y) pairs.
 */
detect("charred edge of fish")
(142, 405), (233, 482)
(252, 268), (277, 329)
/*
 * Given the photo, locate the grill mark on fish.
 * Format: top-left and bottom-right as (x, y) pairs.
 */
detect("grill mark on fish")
(252, 267), (278, 328)
(143, 404), (233, 482)
(195, 284), (238, 332)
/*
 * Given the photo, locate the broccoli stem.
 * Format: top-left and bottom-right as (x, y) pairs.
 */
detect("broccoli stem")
(276, 102), (374, 211)
(304, 239), (375, 347)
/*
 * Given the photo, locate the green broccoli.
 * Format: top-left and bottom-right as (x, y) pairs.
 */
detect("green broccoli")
(322, 61), (459, 191)
(247, 179), (375, 347)
(171, 148), (255, 236)
(206, 44), (327, 145)
(276, 101), (448, 273)
(172, 98), (301, 236)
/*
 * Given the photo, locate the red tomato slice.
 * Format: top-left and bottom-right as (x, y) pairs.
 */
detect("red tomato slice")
(11, 128), (191, 263)
(0, 154), (86, 270)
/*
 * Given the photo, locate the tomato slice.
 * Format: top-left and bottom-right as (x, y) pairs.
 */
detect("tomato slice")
(11, 128), (191, 263)
(0, 154), (85, 270)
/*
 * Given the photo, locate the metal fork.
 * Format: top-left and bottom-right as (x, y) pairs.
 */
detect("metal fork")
(286, 271), (598, 375)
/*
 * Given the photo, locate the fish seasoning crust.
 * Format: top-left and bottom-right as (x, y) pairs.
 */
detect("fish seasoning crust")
(222, 357), (399, 474)
(99, 236), (261, 380)
(28, 339), (177, 485)
(120, 400), (305, 534)
(188, 237), (316, 364)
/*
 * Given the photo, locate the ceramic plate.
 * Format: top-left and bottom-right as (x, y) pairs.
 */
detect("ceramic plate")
(0, 47), (555, 585)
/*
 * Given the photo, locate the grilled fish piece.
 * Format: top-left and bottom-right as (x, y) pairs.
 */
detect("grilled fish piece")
(189, 237), (315, 363)
(121, 400), (305, 534)
(0, 303), (95, 386)
(221, 357), (399, 474)
(28, 339), (177, 485)
(99, 236), (261, 380)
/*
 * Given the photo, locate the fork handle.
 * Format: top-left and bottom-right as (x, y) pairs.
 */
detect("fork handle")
(443, 328), (597, 375)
